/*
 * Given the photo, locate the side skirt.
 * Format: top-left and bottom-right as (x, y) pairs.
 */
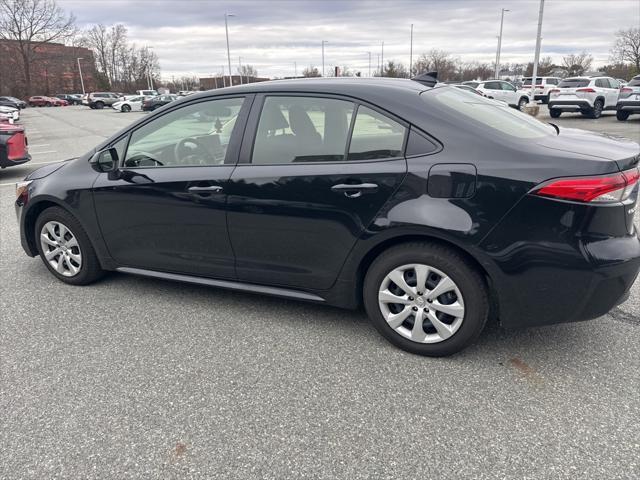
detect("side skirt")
(116, 267), (326, 303)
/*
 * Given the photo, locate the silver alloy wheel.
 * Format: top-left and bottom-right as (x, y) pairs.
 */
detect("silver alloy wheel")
(39, 221), (82, 277)
(378, 263), (465, 344)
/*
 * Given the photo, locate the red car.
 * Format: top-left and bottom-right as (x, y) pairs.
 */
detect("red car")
(28, 96), (68, 107)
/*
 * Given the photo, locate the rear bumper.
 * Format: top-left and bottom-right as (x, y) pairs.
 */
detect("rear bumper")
(548, 100), (593, 111)
(617, 101), (640, 113)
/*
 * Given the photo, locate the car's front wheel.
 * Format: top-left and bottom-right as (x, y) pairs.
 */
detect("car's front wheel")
(35, 207), (104, 285)
(95, 101), (104, 109)
(549, 108), (561, 118)
(518, 97), (529, 111)
(616, 110), (630, 121)
(363, 243), (489, 357)
(121, 104), (131, 112)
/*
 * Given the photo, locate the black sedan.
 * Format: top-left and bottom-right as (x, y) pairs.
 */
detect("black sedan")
(0, 96), (27, 109)
(142, 94), (177, 111)
(14, 76), (640, 356)
(55, 94), (82, 105)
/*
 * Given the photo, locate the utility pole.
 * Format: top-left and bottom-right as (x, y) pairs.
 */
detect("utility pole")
(367, 51), (371, 77)
(381, 41), (384, 76)
(322, 40), (328, 76)
(225, 13), (235, 87)
(238, 56), (243, 84)
(409, 24), (414, 77)
(494, 8), (510, 79)
(76, 57), (85, 94)
(531, 0), (545, 87)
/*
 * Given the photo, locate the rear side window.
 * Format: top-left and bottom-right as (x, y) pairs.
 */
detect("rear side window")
(595, 79), (608, 88)
(523, 78), (532, 86)
(348, 106), (407, 160)
(484, 82), (501, 90)
(558, 79), (589, 88)
(252, 96), (355, 164)
(547, 78), (558, 85)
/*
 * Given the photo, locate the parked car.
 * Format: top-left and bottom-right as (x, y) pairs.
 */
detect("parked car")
(84, 92), (120, 109)
(1, 122), (29, 168)
(14, 77), (640, 356)
(142, 94), (177, 111)
(55, 94), (82, 105)
(463, 80), (531, 110)
(28, 96), (55, 107)
(548, 76), (621, 118)
(616, 75), (640, 121)
(520, 76), (561, 103)
(112, 96), (147, 112)
(0, 96), (27, 109)
(137, 89), (158, 97)
(0, 105), (20, 123)
(50, 97), (68, 107)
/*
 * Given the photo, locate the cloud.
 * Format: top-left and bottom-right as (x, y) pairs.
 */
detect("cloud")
(59, 0), (639, 78)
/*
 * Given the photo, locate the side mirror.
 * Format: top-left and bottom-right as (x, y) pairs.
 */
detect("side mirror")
(89, 147), (119, 172)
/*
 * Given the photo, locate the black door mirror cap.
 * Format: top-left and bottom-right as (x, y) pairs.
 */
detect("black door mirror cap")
(89, 147), (119, 173)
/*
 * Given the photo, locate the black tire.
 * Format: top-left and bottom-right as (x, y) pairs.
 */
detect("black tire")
(35, 207), (104, 285)
(45, 102), (52, 107)
(121, 104), (131, 112)
(589, 99), (604, 119)
(549, 108), (561, 118)
(95, 101), (104, 109)
(518, 97), (528, 111)
(363, 242), (489, 357)
(29, 103), (35, 108)
(616, 110), (630, 121)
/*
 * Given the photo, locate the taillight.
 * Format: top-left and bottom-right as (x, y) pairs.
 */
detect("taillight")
(7, 131), (27, 160)
(533, 168), (640, 203)
(619, 87), (634, 99)
(620, 87), (633, 93)
(576, 88), (596, 93)
(549, 89), (560, 95)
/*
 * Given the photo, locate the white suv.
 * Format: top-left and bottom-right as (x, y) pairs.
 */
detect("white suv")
(548, 76), (621, 119)
(521, 76), (561, 103)
(616, 75), (640, 121)
(462, 80), (531, 110)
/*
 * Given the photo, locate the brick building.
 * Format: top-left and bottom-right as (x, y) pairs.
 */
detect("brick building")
(0, 40), (99, 98)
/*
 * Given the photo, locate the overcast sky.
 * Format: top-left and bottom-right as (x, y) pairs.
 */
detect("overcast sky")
(59, 0), (639, 79)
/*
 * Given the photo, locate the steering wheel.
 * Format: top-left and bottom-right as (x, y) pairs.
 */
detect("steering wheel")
(174, 137), (211, 165)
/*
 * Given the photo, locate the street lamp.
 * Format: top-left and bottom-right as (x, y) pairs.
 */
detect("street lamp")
(321, 40), (328, 77)
(380, 41), (384, 76)
(238, 56), (243, 85)
(494, 8), (510, 79)
(76, 57), (85, 94)
(531, 0), (546, 88)
(147, 46), (155, 90)
(409, 24), (414, 77)
(367, 51), (371, 77)
(225, 13), (235, 87)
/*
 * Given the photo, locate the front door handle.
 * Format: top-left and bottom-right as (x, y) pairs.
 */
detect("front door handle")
(331, 183), (378, 198)
(188, 185), (224, 194)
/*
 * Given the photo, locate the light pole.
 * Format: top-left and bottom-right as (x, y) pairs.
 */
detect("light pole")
(225, 13), (235, 86)
(238, 56), (243, 84)
(76, 57), (85, 94)
(494, 8), (510, 79)
(409, 24), (414, 77)
(321, 40), (328, 76)
(367, 51), (371, 77)
(380, 41), (384, 76)
(147, 46), (155, 90)
(531, 0), (545, 88)
(294, 61), (297, 77)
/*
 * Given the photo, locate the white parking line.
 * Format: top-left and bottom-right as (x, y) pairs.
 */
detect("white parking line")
(29, 150), (57, 155)
(0, 181), (17, 187)
(28, 144), (50, 148)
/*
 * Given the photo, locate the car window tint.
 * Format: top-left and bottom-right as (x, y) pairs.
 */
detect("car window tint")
(123, 97), (244, 168)
(484, 82), (500, 90)
(405, 128), (438, 156)
(252, 96), (355, 164)
(608, 78), (619, 89)
(547, 78), (558, 85)
(501, 82), (516, 91)
(558, 79), (589, 88)
(429, 87), (555, 139)
(348, 106), (407, 161)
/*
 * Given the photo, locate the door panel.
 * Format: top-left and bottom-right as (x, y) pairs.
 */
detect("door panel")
(226, 161), (406, 289)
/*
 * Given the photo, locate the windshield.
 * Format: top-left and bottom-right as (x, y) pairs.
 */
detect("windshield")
(427, 87), (556, 139)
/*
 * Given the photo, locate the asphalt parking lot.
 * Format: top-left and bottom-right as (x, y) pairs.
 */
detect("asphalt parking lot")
(1, 105), (639, 479)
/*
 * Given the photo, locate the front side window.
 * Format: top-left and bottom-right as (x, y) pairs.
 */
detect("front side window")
(500, 82), (516, 91)
(123, 97), (244, 168)
(252, 96), (355, 164)
(348, 106), (407, 160)
(484, 82), (501, 90)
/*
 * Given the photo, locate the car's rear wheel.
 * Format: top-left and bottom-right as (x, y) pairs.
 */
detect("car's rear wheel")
(589, 99), (604, 119)
(363, 243), (489, 357)
(45, 102), (51, 107)
(35, 207), (104, 285)
(121, 104), (131, 112)
(549, 108), (561, 118)
(616, 110), (630, 121)
(95, 101), (104, 109)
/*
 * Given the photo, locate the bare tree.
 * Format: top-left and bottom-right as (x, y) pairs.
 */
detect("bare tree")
(237, 64), (258, 78)
(302, 66), (321, 77)
(376, 60), (407, 78)
(413, 50), (458, 81)
(0, 0), (76, 95)
(525, 56), (555, 76)
(611, 27), (640, 73)
(562, 51), (593, 76)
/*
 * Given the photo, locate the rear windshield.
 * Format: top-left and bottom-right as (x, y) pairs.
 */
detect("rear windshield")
(628, 78), (640, 87)
(426, 87), (556, 139)
(558, 79), (589, 88)
(523, 78), (533, 85)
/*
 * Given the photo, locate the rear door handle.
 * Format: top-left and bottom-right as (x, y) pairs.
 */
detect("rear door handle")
(331, 183), (378, 198)
(188, 185), (224, 194)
